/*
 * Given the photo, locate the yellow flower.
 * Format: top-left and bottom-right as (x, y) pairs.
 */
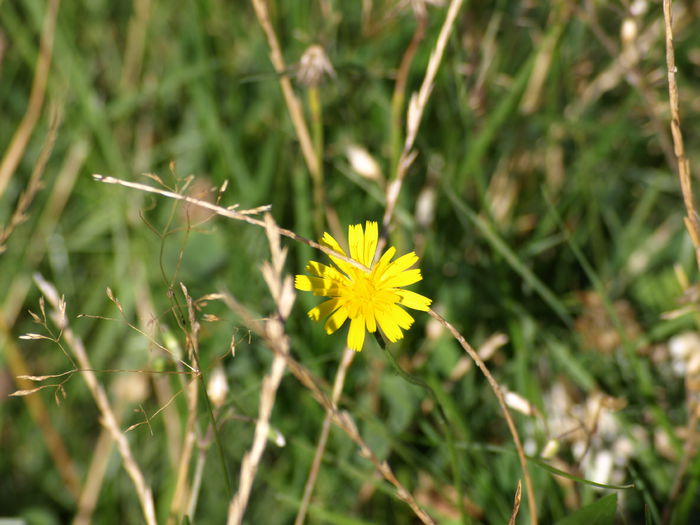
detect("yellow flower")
(295, 221), (432, 351)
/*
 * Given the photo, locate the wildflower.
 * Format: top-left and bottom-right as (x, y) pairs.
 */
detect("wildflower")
(295, 221), (431, 351)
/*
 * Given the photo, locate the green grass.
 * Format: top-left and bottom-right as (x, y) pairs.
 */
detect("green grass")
(2, 1), (700, 523)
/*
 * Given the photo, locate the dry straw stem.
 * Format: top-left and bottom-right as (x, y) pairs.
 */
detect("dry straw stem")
(380, 0), (464, 249)
(295, 346), (356, 525)
(168, 284), (209, 524)
(662, 1), (700, 520)
(0, 0), (59, 198)
(427, 308), (537, 525)
(167, 374), (199, 524)
(662, 0), (700, 268)
(73, 417), (117, 525)
(227, 215), (293, 525)
(32, 274), (158, 525)
(390, 6), (428, 169)
(249, 0), (319, 178)
(92, 174), (370, 273)
(0, 105), (61, 253)
(221, 292), (435, 524)
(507, 480), (522, 525)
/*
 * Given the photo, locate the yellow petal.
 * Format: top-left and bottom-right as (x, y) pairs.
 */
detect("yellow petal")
(389, 304), (415, 330)
(346, 299), (361, 320)
(321, 232), (354, 275)
(383, 268), (422, 288)
(348, 224), (364, 265)
(295, 275), (314, 291)
(363, 303), (377, 333)
(324, 307), (348, 334)
(396, 290), (432, 311)
(372, 246), (396, 277)
(347, 316), (366, 351)
(363, 221), (378, 267)
(382, 251), (418, 279)
(308, 298), (341, 321)
(306, 260), (344, 279)
(375, 308), (404, 342)
(321, 232), (346, 255)
(295, 275), (342, 296)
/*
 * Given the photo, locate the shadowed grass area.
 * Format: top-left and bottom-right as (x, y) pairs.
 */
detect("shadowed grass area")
(2, 1), (700, 523)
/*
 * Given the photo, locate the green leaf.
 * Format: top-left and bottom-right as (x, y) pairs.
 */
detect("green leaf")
(555, 493), (617, 525)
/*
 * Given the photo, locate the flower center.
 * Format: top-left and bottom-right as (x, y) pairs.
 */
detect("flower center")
(351, 273), (376, 302)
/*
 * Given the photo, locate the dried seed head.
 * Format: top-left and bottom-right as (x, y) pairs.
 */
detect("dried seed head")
(296, 44), (335, 87)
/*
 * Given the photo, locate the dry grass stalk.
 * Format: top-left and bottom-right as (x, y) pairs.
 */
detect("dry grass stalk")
(167, 281), (200, 525)
(662, 0), (700, 265)
(662, 1), (700, 520)
(427, 308), (537, 525)
(92, 174), (370, 272)
(226, 215), (294, 524)
(0, 105), (61, 253)
(32, 274), (158, 525)
(120, 0), (152, 90)
(507, 480), (522, 525)
(249, 0), (319, 178)
(0, 0), (59, 198)
(167, 376), (198, 524)
(390, 7), (428, 169)
(74, 374), (149, 525)
(520, 3), (572, 115)
(380, 0), (464, 251)
(73, 421), (116, 525)
(221, 292), (435, 524)
(295, 346), (356, 525)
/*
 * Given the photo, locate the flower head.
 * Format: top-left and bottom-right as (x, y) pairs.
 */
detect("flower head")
(295, 221), (432, 351)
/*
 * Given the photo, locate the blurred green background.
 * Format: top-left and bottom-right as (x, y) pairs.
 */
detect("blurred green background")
(2, 1), (700, 523)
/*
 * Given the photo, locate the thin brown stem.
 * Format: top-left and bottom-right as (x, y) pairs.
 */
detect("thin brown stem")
(662, 3), (700, 519)
(428, 308), (537, 525)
